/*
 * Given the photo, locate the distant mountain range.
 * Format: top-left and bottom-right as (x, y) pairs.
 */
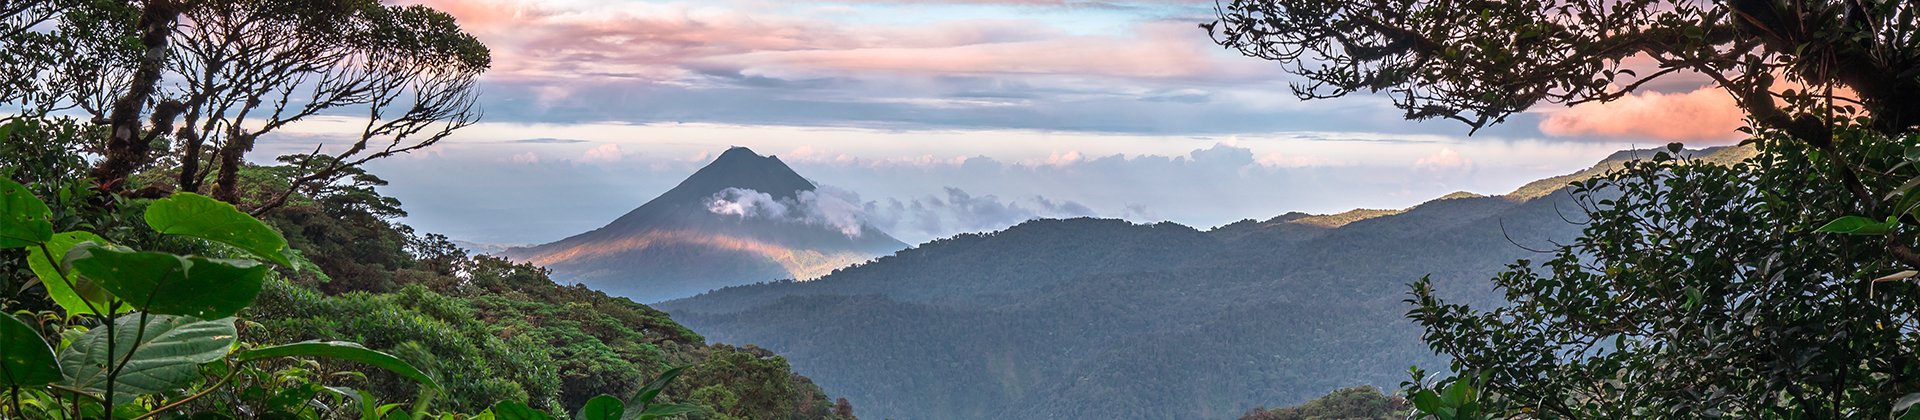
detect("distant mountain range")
(501, 147), (907, 302)
(655, 146), (1753, 420)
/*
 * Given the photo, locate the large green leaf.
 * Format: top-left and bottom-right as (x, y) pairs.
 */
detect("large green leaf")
(0, 313), (60, 386)
(69, 247), (268, 319)
(491, 400), (553, 420)
(0, 176), (53, 248)
(236, 341), (438, 389)
(632, 404), (701, 420)
(144, 193), (292, 266)
(578, 395), (624, 420)
(629, 366), (687, 406)
(28, 232), (126, 317)
(59, 314), (237, 404)
(1815, 215), (1893, 235)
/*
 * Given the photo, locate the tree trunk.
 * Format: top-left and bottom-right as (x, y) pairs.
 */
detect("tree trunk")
(88, 1), (184, 186)
(212, 133), (252, 203)
(176, 129), (203, 193)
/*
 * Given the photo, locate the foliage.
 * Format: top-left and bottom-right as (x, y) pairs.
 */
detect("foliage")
(1212, 0), (1920, 418)
(232, 157), (855, 417)
(0, 171), (439, 418)
(1408, 137), (1920, 417)
(0, 0), (488, 213)
(1240, 385), (1409, 420)
(1208, 0), (1919, 141)
(1, 122), (859, 419)
(0, 0), (855, 417)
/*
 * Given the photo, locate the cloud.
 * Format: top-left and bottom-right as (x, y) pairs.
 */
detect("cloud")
(414, 0), (1241, 82)
(507, 138), (590, 144)
(1538, 87), (1746, 143)
(707, 188), (790, 218)
(362, 127), (1631, 245)
(862, 187), (1098, 241)
(1120, 203), (1158, 221)
(796, 186), (872, 238)
(581, 143), (629, 163)
(1413, 148), (1471, 170)
(706, 21), (1233, 80)
(706, 187), (869, 238)
(388, 0), (1374, 136)
(703, 183), (1096, 241)
(823, 0), (1213, 5)
(1256, 152), (1345, 168)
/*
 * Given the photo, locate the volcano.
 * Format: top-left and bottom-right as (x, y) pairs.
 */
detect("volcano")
(501, 147), (907, 302)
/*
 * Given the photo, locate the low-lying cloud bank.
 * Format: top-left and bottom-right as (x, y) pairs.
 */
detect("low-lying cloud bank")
(706, 185), (1099, 242)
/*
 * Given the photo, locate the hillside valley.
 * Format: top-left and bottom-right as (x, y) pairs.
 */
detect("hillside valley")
(656, 146), (1752, 419)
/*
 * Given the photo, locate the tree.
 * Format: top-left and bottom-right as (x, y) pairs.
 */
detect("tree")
(1241, 386), (1407, 420)
(1209, 0), (1920, 417)
(1209, 0), (1918, 262)
(0, 0), (488, 213)
(169, 0), (487, 210)
(834, 397), (855, 418)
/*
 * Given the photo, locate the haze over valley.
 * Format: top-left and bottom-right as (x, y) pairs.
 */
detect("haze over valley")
(5, 0), (1902, 419)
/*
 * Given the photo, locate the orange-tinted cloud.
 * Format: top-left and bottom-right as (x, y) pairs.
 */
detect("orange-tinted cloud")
(403, 0), (1252, 83)
(708, 22), (1230, 79)
(1539, 87), (1746, 143)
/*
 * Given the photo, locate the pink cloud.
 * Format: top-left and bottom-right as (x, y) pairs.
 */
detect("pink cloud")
(406, 0), (848, 81)
(581, 144), (627, 162)
(404, 1), (1253, 83)
(1539, 87), (1746, 143)
(710, 21), (1245, 79)
(1414, 148), (1472, 170)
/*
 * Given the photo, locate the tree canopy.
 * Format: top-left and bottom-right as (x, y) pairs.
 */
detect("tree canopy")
(1212, 0), (1920, 417)
(0, 0), (488, 213)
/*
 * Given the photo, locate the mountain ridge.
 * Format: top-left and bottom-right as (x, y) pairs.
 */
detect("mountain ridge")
(656, 145), (1754, 419)
(502, 146), (907, 302)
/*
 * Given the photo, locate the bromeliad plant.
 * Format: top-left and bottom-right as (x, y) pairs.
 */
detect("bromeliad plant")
(0, 175), (437, 419)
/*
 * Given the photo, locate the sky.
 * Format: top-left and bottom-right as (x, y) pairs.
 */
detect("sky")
(256, 0), (1752, 246)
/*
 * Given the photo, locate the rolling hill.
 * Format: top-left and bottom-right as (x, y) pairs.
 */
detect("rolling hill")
(654, 146), (1750, 419)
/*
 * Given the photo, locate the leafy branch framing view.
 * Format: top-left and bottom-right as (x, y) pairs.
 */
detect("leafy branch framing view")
(1212, 0), (1920, 417)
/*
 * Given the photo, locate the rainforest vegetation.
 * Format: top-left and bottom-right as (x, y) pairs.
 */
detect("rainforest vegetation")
(10, 0), (1920, 418)
(0, 0), (855, 418)
(1211, 0), (1920, 417)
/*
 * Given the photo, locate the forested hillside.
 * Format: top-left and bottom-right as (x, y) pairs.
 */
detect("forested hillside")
(0, 1), (860, 417)
(659, 147), (1748, 419)
(3, 139), (858, 418)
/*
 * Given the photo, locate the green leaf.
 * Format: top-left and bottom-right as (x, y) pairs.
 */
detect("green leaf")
(577, 395), (624, 420)
(144, 193), (292, 266)
(633, 404), (701, 420)
(491, 400), (552, 420)
(1443, 380), (1471, 405)
(630, 366), (688, 406)
(59, 314), (237, 404)
(1814, 215), (1892, 235)
(1897, 392), (1920, 414)
(0, 176), (53, 248)
(237, 341), (438, 389)
(0, 313), (60, 386)
(70, 247), (268, 319)
(1412, 390), (1444, 414)
(29, 232), (126, 317)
